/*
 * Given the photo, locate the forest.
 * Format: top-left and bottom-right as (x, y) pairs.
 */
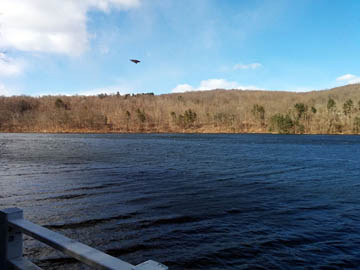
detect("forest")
(1, 84), (360, 134)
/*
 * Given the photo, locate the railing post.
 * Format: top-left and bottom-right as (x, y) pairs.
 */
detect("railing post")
(0, 208), (24, 270)
(1, 208), (168, 270)
(135, 260), (168, 270)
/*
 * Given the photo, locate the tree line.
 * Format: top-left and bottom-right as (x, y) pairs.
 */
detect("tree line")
(1, 84), (360, 134)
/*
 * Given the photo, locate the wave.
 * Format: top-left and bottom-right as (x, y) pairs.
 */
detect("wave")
(45, 212), (141, 230)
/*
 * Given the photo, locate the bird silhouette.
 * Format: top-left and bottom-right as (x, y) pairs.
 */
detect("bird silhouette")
(130, 59), (140, 64)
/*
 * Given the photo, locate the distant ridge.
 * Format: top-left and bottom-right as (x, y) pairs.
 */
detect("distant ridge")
(1, 84), (360, 134)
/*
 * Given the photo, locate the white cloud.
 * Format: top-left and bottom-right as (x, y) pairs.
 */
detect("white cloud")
(234, 63), (262, 70)
(0, 53), (25, 76)
(75, 82), (136, 96)
(78, 88), (130, 96)
(0, 83), (7, 95)
(172, 84), (194, 93)
(0, 83), (19, 96)
(290, 87), (315, 92)
(336, 74), (360, 84)
(336, 74), (355, 81)
(172, 78), (261, 93)
(0, 0), (140, 55)
(87, 0), (140, 12)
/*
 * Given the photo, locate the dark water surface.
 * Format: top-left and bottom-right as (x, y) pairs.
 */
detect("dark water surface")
(1, 133), (360, 270)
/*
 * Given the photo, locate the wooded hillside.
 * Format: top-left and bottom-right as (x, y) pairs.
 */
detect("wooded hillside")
(1, 84), (360, 134)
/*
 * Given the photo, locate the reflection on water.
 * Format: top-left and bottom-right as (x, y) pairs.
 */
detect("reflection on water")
(1, 133), (360, 270)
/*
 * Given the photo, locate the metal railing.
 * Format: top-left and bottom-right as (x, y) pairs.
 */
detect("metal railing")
(0, 208), (168, 270)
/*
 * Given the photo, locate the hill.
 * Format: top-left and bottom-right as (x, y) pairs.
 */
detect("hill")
(1, 84), (360, 134)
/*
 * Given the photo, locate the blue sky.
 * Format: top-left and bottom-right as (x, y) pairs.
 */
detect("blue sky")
(1, 0), (360, 96)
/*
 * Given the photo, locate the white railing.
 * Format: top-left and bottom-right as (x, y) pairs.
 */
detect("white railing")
(0, 208), (168, 270)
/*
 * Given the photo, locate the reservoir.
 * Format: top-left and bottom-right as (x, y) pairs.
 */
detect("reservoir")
(1, 133), (360, 270)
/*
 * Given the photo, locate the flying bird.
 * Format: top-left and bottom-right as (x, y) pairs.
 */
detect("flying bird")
(130, 59), (141, 64)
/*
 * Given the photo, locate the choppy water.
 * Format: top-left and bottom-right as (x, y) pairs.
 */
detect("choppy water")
(1, 133), (360, 270)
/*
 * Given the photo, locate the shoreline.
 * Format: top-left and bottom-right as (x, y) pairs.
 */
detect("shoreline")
(1, 130), (359, 135)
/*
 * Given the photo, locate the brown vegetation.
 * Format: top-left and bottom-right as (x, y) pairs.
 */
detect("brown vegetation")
(1, 84), (360, 134)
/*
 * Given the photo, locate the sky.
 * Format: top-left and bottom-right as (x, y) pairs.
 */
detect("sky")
(0, 0), (360, 96)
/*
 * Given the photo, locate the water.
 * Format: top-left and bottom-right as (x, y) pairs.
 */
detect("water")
(1, 133), (360, 270)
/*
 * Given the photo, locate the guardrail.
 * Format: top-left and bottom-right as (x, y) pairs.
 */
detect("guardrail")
(0, 208), (168, 270)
